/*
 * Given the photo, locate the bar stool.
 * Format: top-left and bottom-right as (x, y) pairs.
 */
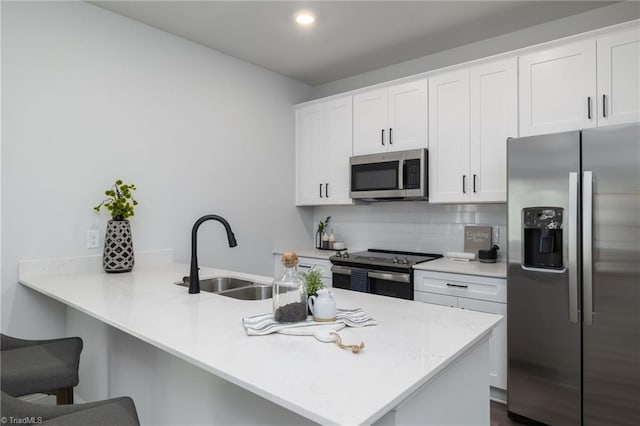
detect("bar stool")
(1, 391), (140, 425)
(1, 334), (83, 404)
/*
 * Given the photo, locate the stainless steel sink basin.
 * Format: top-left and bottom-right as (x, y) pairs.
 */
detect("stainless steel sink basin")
(175, 277), (256, 293)
(218, 285), (273, 300)
(175, 277), (273, 300)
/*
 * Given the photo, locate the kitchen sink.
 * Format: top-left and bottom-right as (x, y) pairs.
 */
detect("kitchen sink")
(175, 277), (274, 300)
(176, 277), (256, 293)
(218, 285), (273, 300)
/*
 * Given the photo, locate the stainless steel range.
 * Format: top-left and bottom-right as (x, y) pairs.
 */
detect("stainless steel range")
(329, 249), (442, 300)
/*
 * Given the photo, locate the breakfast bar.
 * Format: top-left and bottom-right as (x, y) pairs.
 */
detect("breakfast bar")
(18, 254), (502, 425)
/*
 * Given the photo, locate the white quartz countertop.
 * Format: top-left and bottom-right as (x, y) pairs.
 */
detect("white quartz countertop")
(413, 258), (507, 278)
(20, 262), (501, 425)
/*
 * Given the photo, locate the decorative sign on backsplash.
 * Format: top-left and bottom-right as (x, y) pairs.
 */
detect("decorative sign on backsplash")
(464, 226), (492, 254)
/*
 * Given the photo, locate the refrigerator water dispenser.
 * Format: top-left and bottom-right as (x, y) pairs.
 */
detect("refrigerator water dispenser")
(522, 207), (564, 269)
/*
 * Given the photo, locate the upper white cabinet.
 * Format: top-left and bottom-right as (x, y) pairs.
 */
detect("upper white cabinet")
(470, 58), (518, 203)
(429, 69), (471, 203)
(353, 80), (428, 155)
(597, 27), (640, 126)
(429, 58), (517, 203)
(519, 39), (597, 137)
(296, 97), (353, 206)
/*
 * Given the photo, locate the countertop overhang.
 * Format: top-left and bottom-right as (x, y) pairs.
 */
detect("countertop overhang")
(19, 261), (502, 425)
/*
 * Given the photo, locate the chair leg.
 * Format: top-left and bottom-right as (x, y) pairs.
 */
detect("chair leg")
(56, 387), (74, 405)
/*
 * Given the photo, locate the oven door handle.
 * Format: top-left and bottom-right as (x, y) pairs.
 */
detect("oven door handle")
(331, 265), (352, 276)
(331, 266), (411, 284)
(369, 271), (410, 284)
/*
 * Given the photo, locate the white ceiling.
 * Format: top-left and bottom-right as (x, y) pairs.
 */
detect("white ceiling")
(90, 1), (614, 85)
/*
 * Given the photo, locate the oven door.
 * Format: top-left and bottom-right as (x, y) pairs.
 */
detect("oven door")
(331, 266), (413, 300)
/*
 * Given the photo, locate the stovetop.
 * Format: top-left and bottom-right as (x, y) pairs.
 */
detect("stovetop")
(329, 249), (442, 270)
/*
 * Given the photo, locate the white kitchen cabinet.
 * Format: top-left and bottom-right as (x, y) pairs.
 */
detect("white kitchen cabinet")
(295, 97), (353, 206)
(457, 298), (507, 391)
(273, 255), (333, 288)
(428, 69), (470, 203)
(429, 58), (517, 203)
(597, 27), (640, 126)
(414, 270), (507, 391)
(519, 39), (597, 136)
(353, 80), (427, 155)
(470, 58), (518, 202)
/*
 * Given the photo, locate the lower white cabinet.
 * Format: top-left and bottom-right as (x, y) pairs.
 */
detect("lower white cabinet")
(414, 270), (507, 390)
(273, 255), (333, 288)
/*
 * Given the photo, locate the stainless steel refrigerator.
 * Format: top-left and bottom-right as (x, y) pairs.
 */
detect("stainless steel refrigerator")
(507, 123), (640, 425)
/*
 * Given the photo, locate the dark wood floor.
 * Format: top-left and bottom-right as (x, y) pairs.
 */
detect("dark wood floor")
(491, 401), (522, 426)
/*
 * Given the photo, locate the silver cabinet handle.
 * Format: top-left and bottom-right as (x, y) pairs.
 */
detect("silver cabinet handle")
(446, 283), (468, 288)
(568, 172), (579, 324)
(583, 171), (594, 325)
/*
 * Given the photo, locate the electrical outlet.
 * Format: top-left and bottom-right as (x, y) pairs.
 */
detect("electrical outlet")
(87, 230), (100, 249)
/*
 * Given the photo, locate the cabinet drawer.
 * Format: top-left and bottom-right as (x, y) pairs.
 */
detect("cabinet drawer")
(414, 291), (458, 307)
(414, 270), (506, 303)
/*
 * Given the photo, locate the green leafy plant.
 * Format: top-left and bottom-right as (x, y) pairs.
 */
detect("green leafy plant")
(302, 267), (325, 297)
(94, 179), (138, 220)
(317, 216), (331, 234)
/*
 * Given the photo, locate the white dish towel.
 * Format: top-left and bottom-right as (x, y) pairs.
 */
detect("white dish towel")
(242, 308), (376, 336)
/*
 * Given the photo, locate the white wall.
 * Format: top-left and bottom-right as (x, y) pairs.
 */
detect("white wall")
(308, 1), (640, 99)
(1, 1), (312, 336)
(314, 203), (506, 260)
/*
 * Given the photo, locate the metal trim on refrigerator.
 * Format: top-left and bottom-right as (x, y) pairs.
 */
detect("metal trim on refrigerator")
(583, 170), (594, 325)
(568, 172), (579, 323)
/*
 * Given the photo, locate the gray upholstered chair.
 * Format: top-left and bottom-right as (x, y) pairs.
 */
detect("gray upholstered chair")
(1, 334), (83, 404)
(1, 391), (140, 426)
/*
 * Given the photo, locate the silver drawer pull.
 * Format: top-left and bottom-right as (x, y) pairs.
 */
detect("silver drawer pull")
(446, 283), (468, 288)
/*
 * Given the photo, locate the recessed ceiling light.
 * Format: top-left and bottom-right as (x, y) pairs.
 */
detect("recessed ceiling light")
(295, 12), (315, 26)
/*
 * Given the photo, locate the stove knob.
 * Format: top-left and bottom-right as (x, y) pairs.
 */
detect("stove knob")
(335, 251), (342, 258)
(392, 257), (400, 264)
(401, 258), (409, 265)
(343, 252), (349, 258)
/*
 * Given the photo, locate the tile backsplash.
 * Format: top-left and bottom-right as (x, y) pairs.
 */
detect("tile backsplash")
(313, 202), (507, 259)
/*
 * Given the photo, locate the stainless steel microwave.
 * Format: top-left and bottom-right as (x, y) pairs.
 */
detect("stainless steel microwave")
(349, 149), (428, 201)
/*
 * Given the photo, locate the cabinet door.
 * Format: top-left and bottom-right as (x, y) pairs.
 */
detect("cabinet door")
(428, 69), (471, 203)
(353, 88), (388, 155)
(323, 98), (353, 205)
(597, 27), (640, 126)
(387, 80), (428, 152)
(295, 105), (325, 205)
(519, 39), (596, 136)
(470, 58), (518, 203)
(458, 298), (507, 390)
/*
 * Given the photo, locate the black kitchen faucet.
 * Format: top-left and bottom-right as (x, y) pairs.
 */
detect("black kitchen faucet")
(188, 215), (237, 294)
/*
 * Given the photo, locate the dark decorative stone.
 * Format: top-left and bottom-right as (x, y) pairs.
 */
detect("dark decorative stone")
(103, 219), (134, 273)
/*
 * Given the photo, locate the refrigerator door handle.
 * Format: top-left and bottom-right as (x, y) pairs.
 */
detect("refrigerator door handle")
(583, 171), (594, 325)
(568, 172), (579, 324)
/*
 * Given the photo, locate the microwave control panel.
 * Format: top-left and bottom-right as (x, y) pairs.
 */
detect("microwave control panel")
(404, 159), (421, 189)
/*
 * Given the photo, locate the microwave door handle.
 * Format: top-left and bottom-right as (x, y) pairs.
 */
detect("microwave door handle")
(398, 161), (404, 190)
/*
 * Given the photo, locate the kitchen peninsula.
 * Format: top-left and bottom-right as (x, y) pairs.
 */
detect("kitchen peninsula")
(18, 252), (501, 425)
